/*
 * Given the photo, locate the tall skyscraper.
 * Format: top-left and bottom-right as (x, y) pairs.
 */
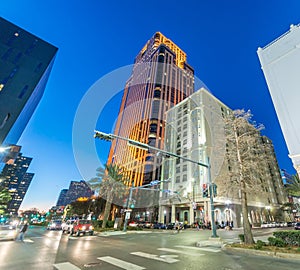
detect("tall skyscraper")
(257, 23), (300, 177)
(0, 17), (58, 146)
(57, 180), (94, 206)
(0, 149), (34, 215)
(56, 189), (68, 207)
(108, 32), (194, 186)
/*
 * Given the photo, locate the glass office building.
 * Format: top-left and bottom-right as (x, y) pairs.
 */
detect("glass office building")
(108, 32), (194, 187)
(0, 17), (57, 146)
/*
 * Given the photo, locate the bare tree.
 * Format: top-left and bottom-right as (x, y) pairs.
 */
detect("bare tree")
(224, 109), (265, 244)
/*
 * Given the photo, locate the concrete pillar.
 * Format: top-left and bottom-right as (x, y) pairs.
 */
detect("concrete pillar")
(158, 205), (164, 224)
(171, 204), (176, 223)
(189, 203), (194, 225)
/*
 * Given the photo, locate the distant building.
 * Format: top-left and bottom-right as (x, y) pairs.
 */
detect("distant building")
(0, 17), (57, 146)
(159, 88), (287, 227)
(56, 180), (94, 206)
(257, 23), (300, 177)
(56, 189), (68, 206)
(0, 148), (34, 215)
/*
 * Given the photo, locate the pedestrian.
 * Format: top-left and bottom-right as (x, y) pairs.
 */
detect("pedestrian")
(196, 221), (200, 231)
(17, 221), (28, 242)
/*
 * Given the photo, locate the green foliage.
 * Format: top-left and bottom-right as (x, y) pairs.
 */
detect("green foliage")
(106, 220), (115, 228)
(285, 174), (300, 197)
(88, 163), (128, 229)
(127, 226), (143, 231)
(273, 231), (300, 246)
(254, 240), (266, 250)
(268, 237), (286, 247)
(238, 234), (245, 242)
(0, 187), (12, 214)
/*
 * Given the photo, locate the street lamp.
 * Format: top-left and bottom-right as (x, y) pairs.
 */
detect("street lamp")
(94, 130), (218, 238)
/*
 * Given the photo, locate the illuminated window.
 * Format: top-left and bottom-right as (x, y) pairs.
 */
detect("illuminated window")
(0, 84), (4, 91)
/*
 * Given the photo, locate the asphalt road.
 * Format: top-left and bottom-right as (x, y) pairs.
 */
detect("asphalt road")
(0, 226), (299, 270)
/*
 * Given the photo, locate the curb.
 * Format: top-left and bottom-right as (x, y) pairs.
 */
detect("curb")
(222, 245), (300, 260)
(196, 238), (224, 248)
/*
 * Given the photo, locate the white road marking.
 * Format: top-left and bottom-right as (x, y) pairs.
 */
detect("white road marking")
(24, 239), (34, 243)
(53, 262), (81, 270)
(98, 256), (145, 270)
(157, 247), (204, 256)
(175, 245), (220, 253)
(131, 252), (179, 263)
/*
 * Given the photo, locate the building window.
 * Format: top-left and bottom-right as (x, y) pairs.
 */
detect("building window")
(176, 176), (180, 183)
(0, 113), (11, 129)
(18, 85), (29, 99)
(182, 175), (187, 181)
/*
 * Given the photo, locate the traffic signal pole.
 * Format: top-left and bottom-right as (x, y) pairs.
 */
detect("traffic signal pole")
(123, 185), (133, 232)
(94, 130), (218, 237)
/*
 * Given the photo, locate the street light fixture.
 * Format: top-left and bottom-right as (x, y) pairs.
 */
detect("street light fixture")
(94, 130), (218, 238)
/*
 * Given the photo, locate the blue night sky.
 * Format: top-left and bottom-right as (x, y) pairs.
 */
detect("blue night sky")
(1, 1), (299, 211)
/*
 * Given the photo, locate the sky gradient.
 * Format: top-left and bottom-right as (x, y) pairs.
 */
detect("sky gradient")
(1, 0), (299, 211)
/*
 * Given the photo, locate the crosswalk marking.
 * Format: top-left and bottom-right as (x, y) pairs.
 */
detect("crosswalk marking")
(98, 256), (145, 270)
(157, 247), (204, 256)
(175, 245), (220, 253)
(24, 239), (34, 243)
(53, 262), (81, 270)
(131, 252), (179, 263)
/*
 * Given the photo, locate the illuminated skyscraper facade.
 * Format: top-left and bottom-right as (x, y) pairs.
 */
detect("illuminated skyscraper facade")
(108, 32), (194, 186)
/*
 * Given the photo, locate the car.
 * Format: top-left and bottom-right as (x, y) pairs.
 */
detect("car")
(152, 222), (166, 229)
(71, 219), (94, 236)
(47, 220), (62, 230)
(62, 220), (76, 234)
(294, 222), (300, 230)
(128, 221), (138, 227)
(138, 221), (152, 228)
(0, 224), (18, 241)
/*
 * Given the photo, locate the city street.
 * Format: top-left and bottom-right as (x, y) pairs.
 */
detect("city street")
(1, 226), (299, 270)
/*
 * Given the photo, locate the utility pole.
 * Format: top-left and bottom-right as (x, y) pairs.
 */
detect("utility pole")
(94, 130), (218, 238)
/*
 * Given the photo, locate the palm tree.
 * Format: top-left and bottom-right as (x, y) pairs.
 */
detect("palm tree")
(285, 174), (300, 197)
(88, 164), (127, 228)
(0, 187), (12, 214)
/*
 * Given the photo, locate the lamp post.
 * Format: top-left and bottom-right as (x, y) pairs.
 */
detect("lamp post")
(94, 130), (218, 238)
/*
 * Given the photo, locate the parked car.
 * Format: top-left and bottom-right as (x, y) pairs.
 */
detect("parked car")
(294, 222), (300, 230)
(62, 220), (76, 234)
(138, 221), (152, 228)
(166, 222), (183, 230)
(128, 221), (138, 227)
(0, 224), (18, 241)
(71, 219), (94, 236)
(166, 223), (175, 230)
(47, 220), (62, 230)
(152, 222), (166, 229)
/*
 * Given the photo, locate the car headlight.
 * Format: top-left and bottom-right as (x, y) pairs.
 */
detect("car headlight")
(82, 226), (86, 230)
(89, 225), (94, 230)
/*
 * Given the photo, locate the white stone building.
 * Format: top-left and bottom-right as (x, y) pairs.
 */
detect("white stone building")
(158, 88), (287, 227)
(257, 23), (300, 177)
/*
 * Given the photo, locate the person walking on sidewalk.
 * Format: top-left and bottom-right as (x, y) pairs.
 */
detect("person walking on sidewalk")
(17, 221), (28, 242)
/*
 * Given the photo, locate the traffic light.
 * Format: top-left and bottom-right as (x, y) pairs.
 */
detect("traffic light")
(202, 183), (208, 198)
(94, 131), (112, 141)
(129, 199), (136, 209)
